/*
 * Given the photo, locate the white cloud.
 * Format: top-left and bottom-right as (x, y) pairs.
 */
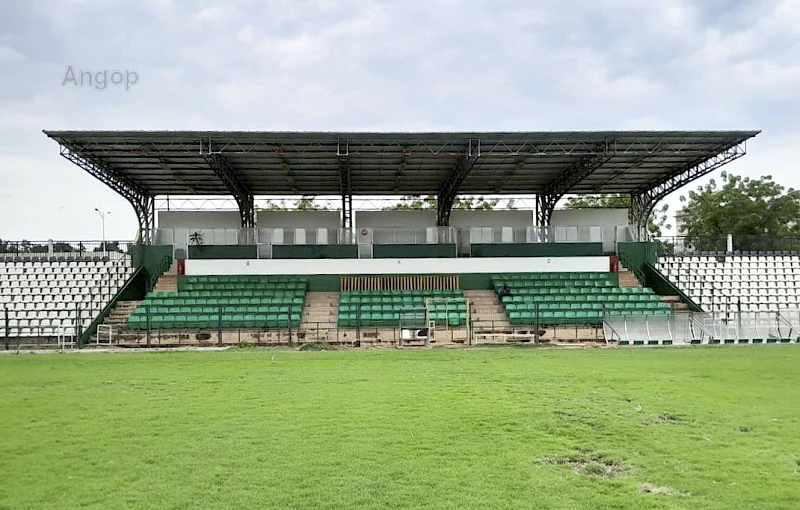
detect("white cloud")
(0, 0), (798, 240)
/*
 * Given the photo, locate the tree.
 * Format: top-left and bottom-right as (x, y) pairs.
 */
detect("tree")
(257, 197), (330, 211)
(294, 196), (330, 211)
(679, 172), (800, 252)
(382, 195), (500, 210)
(53, 242), (76, 253)
(565, 194), (670, 237)
(383, 195), (437, 210)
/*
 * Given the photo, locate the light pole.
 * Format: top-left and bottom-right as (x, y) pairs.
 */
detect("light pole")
(94, 209), (110, 252)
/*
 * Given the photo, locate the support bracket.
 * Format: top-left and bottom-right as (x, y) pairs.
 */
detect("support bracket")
(437, 139), (480, 226)
(202, 142), (255, 229)
(629, 141), (749, 239)
(58, 143), (155, 244)
(536, 141), (614, 226)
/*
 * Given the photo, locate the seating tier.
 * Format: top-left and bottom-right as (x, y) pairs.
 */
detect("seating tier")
(127, 275), (308, 330)
(0, 258), (133, 337)
(338, 289), (466, 327)
(493, 272), (671, 325)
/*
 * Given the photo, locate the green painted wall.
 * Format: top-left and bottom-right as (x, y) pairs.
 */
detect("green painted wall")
(616, 242), (657, 272)
(130, 244), (173, 282)
(373, 244), (457, 258)
(273, 245), (358, 259)
(188, 245), (257, 259)
(178, 271), (618, 293)
(643, 263), (703, 312)
(469, 243), (603, 257)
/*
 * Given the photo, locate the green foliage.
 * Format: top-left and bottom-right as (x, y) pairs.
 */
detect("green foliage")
(382, 195), (502, 210)
(259, 197), (330, 211)
(565, 195), (671, 237)
(93, 241), (120, 253)
(679, 173), (800, 251)
(1, 349), (800, 509)
(294, 196), (327, 210)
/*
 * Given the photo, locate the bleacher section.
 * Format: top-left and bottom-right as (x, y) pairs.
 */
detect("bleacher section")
(127, 275), (307, 330)
(0, 257), (133, 337)
(659, 254), (800, 312)
(494, 272), (671, 326)
(337, 289), (467, 327)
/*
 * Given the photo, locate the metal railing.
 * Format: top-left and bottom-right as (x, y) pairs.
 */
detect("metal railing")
(147, 256), (173, 291)
(656, 248), (733, 314)
(655, 235), (800, 255)
(466, 225), (604, 244)
(0, 240), (133, 260)
(605, 310), (800, 345)
(152, 224), (635, 248)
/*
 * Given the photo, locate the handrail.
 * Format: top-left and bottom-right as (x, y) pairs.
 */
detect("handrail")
(617, 251), (647, 285)
(601, 319), (621, 344)
(689, 313), (716, 342)
(775, 311), (799, 340)
(85, 256), (133, 316)
(658, 254), (732, 312)
(148, 255), (173, 291)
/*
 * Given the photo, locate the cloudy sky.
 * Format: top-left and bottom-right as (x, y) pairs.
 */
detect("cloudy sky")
(1, 0), (798, 241)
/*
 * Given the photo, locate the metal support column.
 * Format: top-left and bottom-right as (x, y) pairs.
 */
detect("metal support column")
(202, 150), (255, 230)
(536, 193), (559, 227)
(629, 193), (656, 240)
(536, 141), (615, 227)
(338, 138), (353, 228)
(437, 139), (480, 226)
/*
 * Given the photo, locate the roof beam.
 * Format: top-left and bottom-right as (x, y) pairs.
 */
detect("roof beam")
(536, 141), (614, 225)
(635, 140), (748, 202)
(628, 141), (749, 234)
(203, 152), (255, 228)
(56, 142), (155, 244)
(437, 139), (480, 226)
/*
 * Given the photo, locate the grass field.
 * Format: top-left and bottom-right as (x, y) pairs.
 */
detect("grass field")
(1, 347), (799, 509)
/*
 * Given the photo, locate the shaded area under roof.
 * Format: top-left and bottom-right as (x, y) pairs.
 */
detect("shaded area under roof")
(44, 130), (759, 197)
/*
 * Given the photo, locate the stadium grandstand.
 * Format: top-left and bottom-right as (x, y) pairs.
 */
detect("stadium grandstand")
(10, 128), (800, 349)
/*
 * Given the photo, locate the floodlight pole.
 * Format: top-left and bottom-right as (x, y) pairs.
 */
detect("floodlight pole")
(94, 209), (109, 252)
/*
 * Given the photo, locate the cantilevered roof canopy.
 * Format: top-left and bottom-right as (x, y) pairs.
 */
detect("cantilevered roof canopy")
(44, 130), (758, 196)
(44, 129), (759, 236)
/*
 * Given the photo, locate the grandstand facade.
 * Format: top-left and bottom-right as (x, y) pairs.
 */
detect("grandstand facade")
(10, 129), (799, 349)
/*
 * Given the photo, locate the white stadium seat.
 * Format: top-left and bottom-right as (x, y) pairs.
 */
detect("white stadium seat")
(658, 254), (800, 313)
(0, 256), (133, 338)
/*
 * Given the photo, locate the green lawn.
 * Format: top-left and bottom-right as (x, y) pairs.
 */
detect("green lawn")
(1, 347), (799, 509)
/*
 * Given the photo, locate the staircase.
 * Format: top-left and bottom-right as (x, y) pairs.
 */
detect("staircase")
(153, 262), (178, 293)
(617, 266), (642, 288)
(300, 292), (339, 328)
(90, 300), (141, 343)
(463, 290), (511, 331)
(620, 264), (690, 313)
(297, 292), (339, 343)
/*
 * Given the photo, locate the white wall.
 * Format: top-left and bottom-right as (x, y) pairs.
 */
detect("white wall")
(186, 256), (610, 276)
(354, 210), (534, 229)
(449, 210), (533, 228)
(355, 210), (436, 228)
(257, 211), (341, 229)
(156, 211), (242, 246)
(354, 211), (436, 244)
(552, 208), (628, 252)
(158, 211), (241, 229)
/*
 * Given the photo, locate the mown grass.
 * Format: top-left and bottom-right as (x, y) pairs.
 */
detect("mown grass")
(1, 347), (799, 509)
